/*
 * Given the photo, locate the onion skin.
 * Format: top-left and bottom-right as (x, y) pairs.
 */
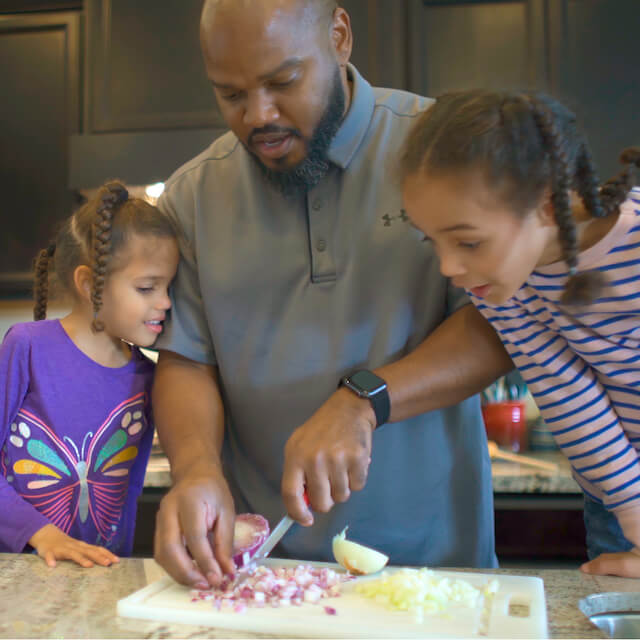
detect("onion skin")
(233, 513), (269, 568)
(332, 527), (389, 575)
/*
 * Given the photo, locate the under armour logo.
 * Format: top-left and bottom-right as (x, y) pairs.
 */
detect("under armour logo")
(382, 209), (409, 226)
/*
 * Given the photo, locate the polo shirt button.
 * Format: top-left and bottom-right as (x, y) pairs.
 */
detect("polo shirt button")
(316, 238), (327, 252)
(312, 198), (323, 211)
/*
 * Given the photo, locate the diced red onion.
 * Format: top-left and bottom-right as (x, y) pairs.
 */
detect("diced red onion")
(191, 564), (353, 614)
(232, 514), (270, 568)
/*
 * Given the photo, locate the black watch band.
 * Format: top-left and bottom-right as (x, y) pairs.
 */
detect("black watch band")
(340, 370), (390, 428)
(367, 385), (390, 428)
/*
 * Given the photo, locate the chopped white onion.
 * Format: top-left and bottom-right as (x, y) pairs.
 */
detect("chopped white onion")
(356, 568), (499, 619)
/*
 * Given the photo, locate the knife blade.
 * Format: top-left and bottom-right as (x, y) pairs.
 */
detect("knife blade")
(251, 490), (310, 563)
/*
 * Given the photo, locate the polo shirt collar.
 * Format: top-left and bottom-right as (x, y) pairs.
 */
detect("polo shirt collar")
(327, 64), (375, 170)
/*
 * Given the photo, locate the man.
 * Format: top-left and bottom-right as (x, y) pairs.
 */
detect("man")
(153, 0), (513, 589)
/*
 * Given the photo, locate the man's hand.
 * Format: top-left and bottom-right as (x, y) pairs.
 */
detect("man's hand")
(154, 461), (236, 589)
(282, 387), (376, 524)
(29, 524), (119, 568)
(580, 549), (640, 578)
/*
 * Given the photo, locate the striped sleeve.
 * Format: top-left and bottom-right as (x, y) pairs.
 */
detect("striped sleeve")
(478, 303), (640, 549)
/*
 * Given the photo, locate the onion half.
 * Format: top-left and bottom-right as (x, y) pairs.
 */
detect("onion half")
(332, 527), (389, 575)
(233, 513), (269, 568)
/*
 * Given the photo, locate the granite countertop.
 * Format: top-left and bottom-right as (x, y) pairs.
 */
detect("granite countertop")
(144, 449), (582, 494)
(490, 450), (581, 494)
(1, 553), (638, 638)
(144, 452), (172, 488)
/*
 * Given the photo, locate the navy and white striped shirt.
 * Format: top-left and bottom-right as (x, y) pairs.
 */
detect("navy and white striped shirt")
(474, 188), (640, 550)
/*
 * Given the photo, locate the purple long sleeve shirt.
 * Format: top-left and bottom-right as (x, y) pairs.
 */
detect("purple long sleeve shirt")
(0, 319), (154, 555)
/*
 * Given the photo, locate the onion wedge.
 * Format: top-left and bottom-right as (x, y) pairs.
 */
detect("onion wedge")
(332, 527), (389, 575)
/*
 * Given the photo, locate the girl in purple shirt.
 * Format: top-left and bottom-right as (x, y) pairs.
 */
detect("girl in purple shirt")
(0, 181), (178, 567)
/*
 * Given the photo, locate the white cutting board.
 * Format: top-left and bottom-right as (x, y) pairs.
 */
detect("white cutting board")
(117, 559), (547, 638)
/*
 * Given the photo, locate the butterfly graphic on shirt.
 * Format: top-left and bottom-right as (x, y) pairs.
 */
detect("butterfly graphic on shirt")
(2, 393), (148, 543)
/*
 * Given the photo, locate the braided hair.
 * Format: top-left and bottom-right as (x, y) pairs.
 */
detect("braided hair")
(32, 180), (177, 327)
(33, 244), (56, 320)
(90, 182), (128, 331)
(399, 89), (640, 306)
(600, 148), (640, 214)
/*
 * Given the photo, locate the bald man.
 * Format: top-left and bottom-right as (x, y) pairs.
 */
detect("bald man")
(152, 0), (512, 588)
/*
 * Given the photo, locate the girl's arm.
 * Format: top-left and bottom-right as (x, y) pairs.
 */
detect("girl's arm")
(480, 307), (640, 552)
(0, 326), (51, 552)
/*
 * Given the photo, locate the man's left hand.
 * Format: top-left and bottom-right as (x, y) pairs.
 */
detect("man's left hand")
(281, 387), (376, 524)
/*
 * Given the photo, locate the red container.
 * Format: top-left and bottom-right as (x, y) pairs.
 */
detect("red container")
(482, 401), (527, 453)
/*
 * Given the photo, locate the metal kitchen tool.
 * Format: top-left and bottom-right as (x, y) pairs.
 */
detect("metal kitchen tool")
(579, 592), (640, 638)
(251, 489), (311, 563)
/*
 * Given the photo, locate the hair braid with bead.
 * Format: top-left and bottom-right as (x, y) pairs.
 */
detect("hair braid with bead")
(528, 101), (577, 270)
(33, 244), (57, 320)
(91, 182), (128, 332)
(600, 147), (640, 216)
(574, 142), (606, 219)
(528, 99), (607, 305)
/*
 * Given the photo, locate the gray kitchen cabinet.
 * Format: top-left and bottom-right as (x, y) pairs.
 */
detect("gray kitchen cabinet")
(0, 1), (79, 9)
(83, 0), (411, 134)
(71, 0), (414, 187)
(548, 0), (640, 180)
(407, 0), (547, 97)
(85, 0), (223, 132)
(406, 0), (639, 181)
(70, 0), (228, 189)
(0, 10), (80, 296)
(339, 0), (410, 90)
(81, 0), (638, 171)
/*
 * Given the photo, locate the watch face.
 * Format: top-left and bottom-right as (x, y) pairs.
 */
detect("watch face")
(349, 370), (386, 396)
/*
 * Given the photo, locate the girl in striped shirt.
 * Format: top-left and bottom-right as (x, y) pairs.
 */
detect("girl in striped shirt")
(400, 89), (640, 577)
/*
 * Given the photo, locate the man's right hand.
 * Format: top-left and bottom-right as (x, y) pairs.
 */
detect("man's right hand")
(154, 461), (236, 588)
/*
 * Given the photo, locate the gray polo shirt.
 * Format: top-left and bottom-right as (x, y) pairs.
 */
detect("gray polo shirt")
(157, 65), (497, 568)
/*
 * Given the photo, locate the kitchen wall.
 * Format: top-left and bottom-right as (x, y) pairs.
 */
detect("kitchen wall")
(0, 300), (67, 339)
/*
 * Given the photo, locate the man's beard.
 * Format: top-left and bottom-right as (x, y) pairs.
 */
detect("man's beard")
(247, 67), (345, 197)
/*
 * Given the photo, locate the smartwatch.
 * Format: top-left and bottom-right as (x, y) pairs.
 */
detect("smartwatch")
(340, 369), (390, 428)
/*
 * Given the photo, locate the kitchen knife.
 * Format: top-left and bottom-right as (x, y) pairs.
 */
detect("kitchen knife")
(251, 490), (310, 562)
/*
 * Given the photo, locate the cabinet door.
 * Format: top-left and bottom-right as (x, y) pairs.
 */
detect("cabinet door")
(0, 1), (80, 9)
(0, 11), (80, 296)
(548, 0), (640, 180)
(339, 0), (410, 90)
(407, 0), (546, 97)
(86, 0), (223, 132)
(86, 0), (412, 133)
